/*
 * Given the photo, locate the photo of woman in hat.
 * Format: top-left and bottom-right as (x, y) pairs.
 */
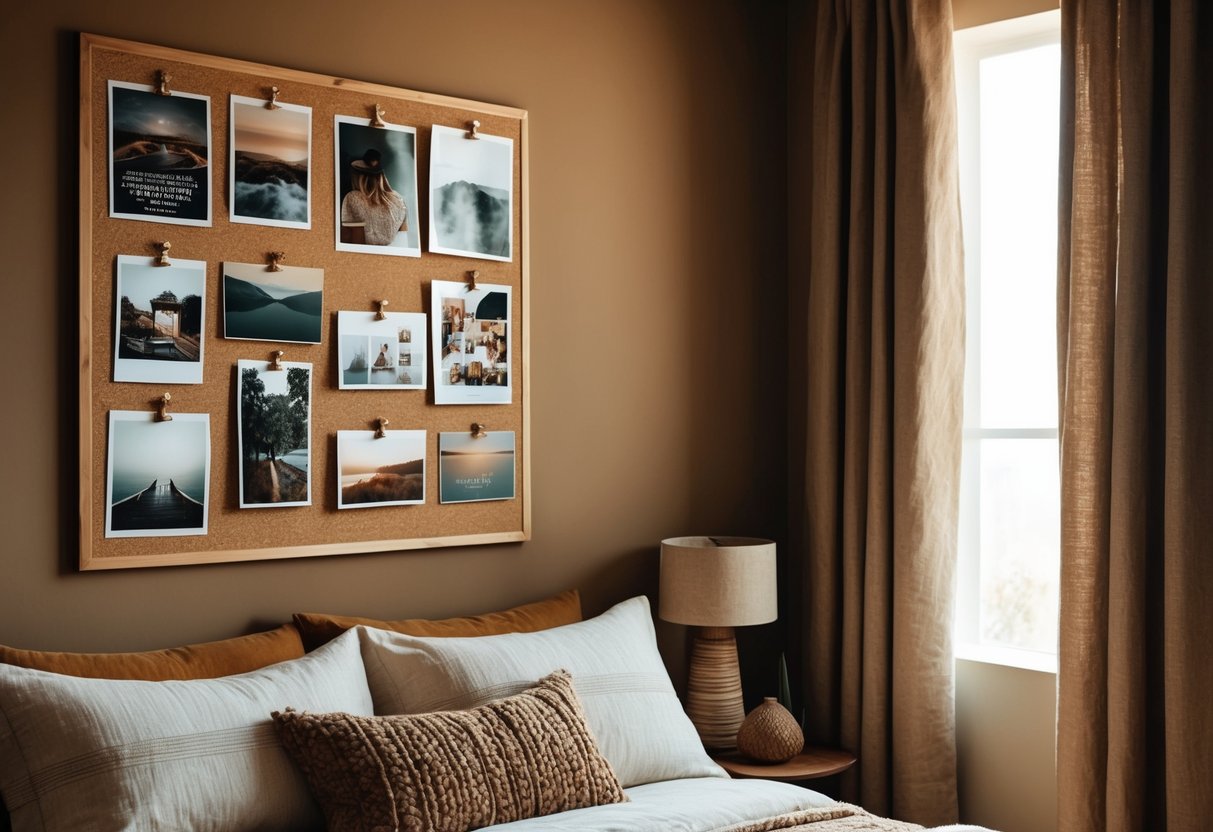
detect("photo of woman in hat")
(340, 148), (408, 245)
(334, 117), (420, 256)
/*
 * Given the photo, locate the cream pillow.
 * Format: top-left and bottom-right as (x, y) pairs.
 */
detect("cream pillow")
(0, 628), (372, 832)
(357, 595), (726, 787)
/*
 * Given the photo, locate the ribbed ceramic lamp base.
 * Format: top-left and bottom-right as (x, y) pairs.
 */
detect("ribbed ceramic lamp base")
(686, 626), (745, 750)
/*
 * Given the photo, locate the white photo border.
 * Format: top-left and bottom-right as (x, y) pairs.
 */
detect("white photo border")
(430, 279), (512, 405)
(113, 254), (206, 385)
(336, 310), (427, 390)
(428, 124), (513, 262)
(235, 358), (313, 509)
(333, 115), (420, 257)
(105, 410), (210, 538)
(228, 94), (312, 230)
(108, 80), (212, 227)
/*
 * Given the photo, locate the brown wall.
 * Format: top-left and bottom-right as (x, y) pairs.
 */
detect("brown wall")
(0, 1), (787, 667)
(952, 0), (1058, 29)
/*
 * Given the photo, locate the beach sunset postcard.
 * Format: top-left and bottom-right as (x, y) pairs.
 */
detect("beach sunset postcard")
(337, 310), (426, 389)
(108, 81), (211, 226)
(223, 262), (324, 344)
(439, 430), (515, 504)
(105, 410), (209, 538)
(337, 429), (426, 509)
(230, 95), (311, 229)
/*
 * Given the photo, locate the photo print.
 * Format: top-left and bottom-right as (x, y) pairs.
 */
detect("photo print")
(334, 116), (420, 257)
(337, 429), (426, 509)
(428, 124), (513, 262)
(108, 81), (211, 226)
(236, 359), (312, 508)
(105, 411), (209, 538)
(430, 279), (512, 405)
(337, 310), (427, 389)
(439, 430), (515, 504)
(113, 254), (206, 384)
(223, 261), (324, 344)
(229, 94), (311, 229)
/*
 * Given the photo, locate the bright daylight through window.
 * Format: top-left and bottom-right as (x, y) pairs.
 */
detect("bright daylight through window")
(953, 11), (1061, 672)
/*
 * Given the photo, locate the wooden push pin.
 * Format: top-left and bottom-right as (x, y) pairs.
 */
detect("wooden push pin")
(471, 422), (488, 439)
(155, 392), (173, 422)
(267, 85), (281, 110)
(153, 241), (172, 267)
(371, 103), (387, 128)
(466, 269), (479, 291)
(374, 417), (390, 439)
(467, 119), (481, 139)
(268, 350), (285, 371)
(267, 251), (285, 272)
(155, 70), (172, 96)
(375, 299), (390, 320)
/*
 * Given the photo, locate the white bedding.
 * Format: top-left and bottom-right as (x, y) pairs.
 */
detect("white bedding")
(482, 776), (832, 831)
(478, 776), (996, 831)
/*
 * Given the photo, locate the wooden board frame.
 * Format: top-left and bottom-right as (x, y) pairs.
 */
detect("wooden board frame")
(78, 34), (530, 570)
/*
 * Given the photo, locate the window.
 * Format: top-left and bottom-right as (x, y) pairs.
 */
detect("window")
(953, 10), (1061, 672)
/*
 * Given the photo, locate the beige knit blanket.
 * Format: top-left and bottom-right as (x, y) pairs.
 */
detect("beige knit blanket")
(715, 804), (923, 832)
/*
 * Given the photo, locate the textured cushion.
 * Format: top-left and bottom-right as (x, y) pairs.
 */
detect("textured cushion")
(273, 670), (627, 832)
(357, 595), (726, 788)
(0, 628), (372, 832)
(293, 589), (582, 651)
(0, 623), (304, 680)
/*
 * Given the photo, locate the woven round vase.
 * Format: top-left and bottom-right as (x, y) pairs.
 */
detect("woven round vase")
(736, 697), (804, 763)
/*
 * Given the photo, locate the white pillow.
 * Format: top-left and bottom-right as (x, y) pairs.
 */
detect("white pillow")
(357, 595), (726, 787)
(0, 628), (372, 832)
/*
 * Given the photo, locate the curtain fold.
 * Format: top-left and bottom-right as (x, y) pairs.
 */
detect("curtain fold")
(791, 0), (964, 825)
(1057, 2), (1213, 831)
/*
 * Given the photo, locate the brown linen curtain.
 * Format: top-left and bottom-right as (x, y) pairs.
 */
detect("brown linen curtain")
(789, 0), (964, 826)
(1057, 2), (1213, 831)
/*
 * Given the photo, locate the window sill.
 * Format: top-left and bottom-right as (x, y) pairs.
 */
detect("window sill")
(954, 642), (1057, 674)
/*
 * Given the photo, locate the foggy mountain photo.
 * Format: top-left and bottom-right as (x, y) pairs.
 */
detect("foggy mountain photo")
(432, 180), (510, 258)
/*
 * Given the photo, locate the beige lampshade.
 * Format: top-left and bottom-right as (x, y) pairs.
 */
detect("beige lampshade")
(658, 536), (777, 627)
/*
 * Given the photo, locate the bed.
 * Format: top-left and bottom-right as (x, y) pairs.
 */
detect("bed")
(0, 592), (995, 832)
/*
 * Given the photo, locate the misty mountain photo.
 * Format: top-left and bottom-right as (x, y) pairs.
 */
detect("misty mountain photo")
(428, 124), (513, 261)
(223, 262), (324, 344)
(432, 180), (510, 259)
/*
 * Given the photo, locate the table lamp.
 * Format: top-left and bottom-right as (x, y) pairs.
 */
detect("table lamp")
(659, 535), (777, 750)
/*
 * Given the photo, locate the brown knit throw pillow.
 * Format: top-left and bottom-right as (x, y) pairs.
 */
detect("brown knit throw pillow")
(272, 669), (627, 832)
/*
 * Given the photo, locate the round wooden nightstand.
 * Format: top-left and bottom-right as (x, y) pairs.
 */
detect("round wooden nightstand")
(713, 746), (857, 782)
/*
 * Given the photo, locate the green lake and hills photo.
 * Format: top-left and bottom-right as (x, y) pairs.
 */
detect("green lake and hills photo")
(224, 264), (324, 344)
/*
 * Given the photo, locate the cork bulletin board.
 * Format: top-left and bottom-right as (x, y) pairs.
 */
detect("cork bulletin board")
(78, 34), (530, 570)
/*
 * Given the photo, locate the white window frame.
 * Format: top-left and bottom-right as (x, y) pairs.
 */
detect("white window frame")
(953, 10), (1061, 674)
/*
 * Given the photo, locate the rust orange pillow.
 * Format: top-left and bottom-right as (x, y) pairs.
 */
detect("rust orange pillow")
(292, 588), (582, 651)
(0, 624), (304, 681)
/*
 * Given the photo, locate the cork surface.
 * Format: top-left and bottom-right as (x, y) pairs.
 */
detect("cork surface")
(80, 35), (528, 568)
